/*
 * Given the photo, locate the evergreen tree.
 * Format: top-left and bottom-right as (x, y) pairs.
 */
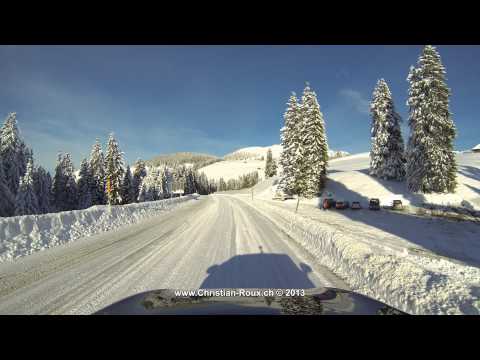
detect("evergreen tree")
(264, 149), (277, 177)
(77, 158), (94, 209)
(89, 139), (106, 205)
(132, 158), (147, 202)
(14, 159), (39, 216)
(0, 112), (28, 196)
(33, 165), (52, 214)
(120, 165), (135, 204)
(52, 153), (67, 212)
(299, 83), (329, 198)
(218, 177), (227, 192)
(278, 93), (302, 195)
(52, 153), (77, 211)
(183, 168), (192, 194)
(369, 79), (406, 180)
(0, 157), (15, 217)
(137, 168), (158, 202)
(63, 153), (78, 211)
(406, 45), (457, 193)
(104, 133), (124, 205)
(162, 167), (173, 196)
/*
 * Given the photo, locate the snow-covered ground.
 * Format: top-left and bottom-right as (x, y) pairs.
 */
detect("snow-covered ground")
(0, 195), (199, 263)
(0, 195), (343, 314)
(236, 151), (480, 314)
(199, 159), (267, 182)
(230, 193), (480, 314)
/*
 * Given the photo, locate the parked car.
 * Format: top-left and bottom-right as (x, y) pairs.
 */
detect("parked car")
(335, 200), (349, 209)
(351, 201), (361, 210)
(272, 192), (294, 201)
(322, 198), (336, 209)
(392, 200), (403, 211)
(369, 198), (380, 210)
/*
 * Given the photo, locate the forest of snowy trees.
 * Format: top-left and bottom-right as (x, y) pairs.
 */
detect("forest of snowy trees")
(0, 114), (217, 218)
(217, 171), (260, 192)
(369, 45), (457, 193)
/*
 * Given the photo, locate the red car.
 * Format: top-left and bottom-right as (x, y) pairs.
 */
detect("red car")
(322, 198), (336, 209)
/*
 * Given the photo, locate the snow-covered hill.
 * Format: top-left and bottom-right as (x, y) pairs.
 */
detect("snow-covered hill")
(223, 144), (349, 161)
(257, 151), (480, 211)
(200, 145), (349, 182)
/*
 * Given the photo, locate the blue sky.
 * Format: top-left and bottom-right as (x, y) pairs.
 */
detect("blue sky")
(0, 45), (479, 171)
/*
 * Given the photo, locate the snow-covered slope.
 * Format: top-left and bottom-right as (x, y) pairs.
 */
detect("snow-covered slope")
(224, 144), (349, 161)
(0, 195), (199, 263)
(258, 152), (480, 210)
(224, 145), (283, 161)
(200, 145), (349, 182)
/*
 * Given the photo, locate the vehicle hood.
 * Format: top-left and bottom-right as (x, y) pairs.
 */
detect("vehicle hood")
(94, 287), (406, 315)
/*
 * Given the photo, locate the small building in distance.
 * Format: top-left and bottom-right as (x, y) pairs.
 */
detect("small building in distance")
(473, 144), (480, 153)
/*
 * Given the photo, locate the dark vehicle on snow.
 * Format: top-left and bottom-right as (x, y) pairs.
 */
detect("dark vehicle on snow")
(369, 198), (380, 210)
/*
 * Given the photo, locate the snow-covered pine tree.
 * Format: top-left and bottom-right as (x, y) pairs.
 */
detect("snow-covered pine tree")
(137, 168), (156, 202)
(184, 168), (197, 195)
(52, 153), (77, 212)
(406, 45), (457, 193)
(0, 112), (28, 196)
(369, 79), (406, 180)
(278, 93), (302, 196)
(63, 153), (78, 211)
(164, 167), (173, 196)
(264, 148), (277, 177)
(15, 159), (39, 216)
(89, 139), (106, 205)
(218, 177), (226, 192)
(52, 153), (67, 212)
(0, 156), (15, 217)
(33, 165), (52, 214)
(132, 158), (147, 202)
(77, 158), (94, 210)
(299, 83), (329, 199)
(120, 165), (135, 204)
(104, 133), (124, 205)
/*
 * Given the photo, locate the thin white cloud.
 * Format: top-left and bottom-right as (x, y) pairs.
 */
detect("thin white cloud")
(339, 89), (370, 115)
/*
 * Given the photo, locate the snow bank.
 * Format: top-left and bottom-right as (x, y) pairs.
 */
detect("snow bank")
(236, 196), (480, 315)
(0, 195), (199, 263)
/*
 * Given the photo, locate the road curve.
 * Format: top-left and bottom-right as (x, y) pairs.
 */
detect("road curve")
(0, 195), (345, 314)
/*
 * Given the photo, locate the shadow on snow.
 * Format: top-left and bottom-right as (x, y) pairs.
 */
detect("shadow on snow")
(200, 252), (316, 289)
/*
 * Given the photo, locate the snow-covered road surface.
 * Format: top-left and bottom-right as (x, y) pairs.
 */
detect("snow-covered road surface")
(0, 195), (345, 314)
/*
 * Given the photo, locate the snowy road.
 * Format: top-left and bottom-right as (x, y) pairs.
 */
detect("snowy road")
(0, 195), (344, 314)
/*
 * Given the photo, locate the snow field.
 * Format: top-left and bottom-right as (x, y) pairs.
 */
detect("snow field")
(234, 195), (480, 314)
(0, 194), (199, 263)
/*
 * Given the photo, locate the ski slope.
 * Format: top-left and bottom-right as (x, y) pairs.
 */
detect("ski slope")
(0, 195), (344, 314)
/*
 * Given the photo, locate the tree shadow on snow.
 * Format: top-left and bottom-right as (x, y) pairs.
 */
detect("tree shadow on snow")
(458, 165), (480, 182)
(200, 253), (316, 289)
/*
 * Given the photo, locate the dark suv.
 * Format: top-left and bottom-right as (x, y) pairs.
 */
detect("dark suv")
(369, 198), (380, 210)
